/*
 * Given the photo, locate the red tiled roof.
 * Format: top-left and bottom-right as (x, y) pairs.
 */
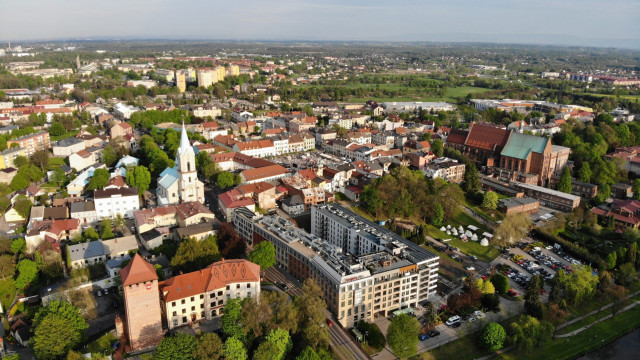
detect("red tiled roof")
(219, 188), (255, 208)
(159, 259), (260, 302)
(121, 254), (158, 286)
(465, 123), (510, 151)
(106, 175), (127, 188)
(241, 164), (289, 182)
(446, 129), (469, 145)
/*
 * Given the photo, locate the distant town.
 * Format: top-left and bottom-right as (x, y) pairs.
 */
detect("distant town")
(0, 40), (638, 360)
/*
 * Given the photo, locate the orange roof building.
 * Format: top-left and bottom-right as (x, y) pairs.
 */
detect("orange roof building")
(159, 259), (261, 329)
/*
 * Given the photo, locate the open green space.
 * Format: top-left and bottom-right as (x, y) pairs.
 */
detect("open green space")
(411, 330), (489, 360)
(425, 212), (499, 263)
(497, 305), (640, 360)
(82, 331), (118, 355)
(0, 278), (16, 313)
(585, 93), (640, 101)
(347, 86), (493, 103)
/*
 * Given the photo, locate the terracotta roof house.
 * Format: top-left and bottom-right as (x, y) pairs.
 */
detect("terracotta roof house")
(463, 123), (511, 166)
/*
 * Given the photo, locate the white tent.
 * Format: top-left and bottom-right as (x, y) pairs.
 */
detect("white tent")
(465, 230), (473, 238)
(446, 225), (452, 229)
(451, 229), (458, 236)
(480, 238), (489, 246)
(483, 232), (493, 238)
(458, 226), (464, 233)
(446, 230), (451, 235)
(440, 226), (447, 232)
(468, 225), (479, 231)
(471, 234), (479, 241)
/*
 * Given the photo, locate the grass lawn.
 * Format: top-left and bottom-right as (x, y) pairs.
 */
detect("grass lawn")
(0, 278), (16, 313)
(83, 331), (118, 355)
(410, 330), (489, 360)
(425, 212), (500, 263)
(446, 86), (493, 98)
(497, 305), (640, 360)
(348, 85), (494, 103)
(347, 205), (377, 222)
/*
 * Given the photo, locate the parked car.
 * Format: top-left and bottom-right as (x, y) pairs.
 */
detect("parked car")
(419, 333), (429, 341)
(445, 315), (461, 326)
(473, 310), (485, 319)
(427, 330), (441, 337)
(326, 319), (333, 327)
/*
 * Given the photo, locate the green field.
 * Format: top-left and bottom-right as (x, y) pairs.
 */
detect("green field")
(0, 278), (16, 313)
(347, 86), (493, 103)
(425, 211), (499, 263)
(586, 93), (640, 101)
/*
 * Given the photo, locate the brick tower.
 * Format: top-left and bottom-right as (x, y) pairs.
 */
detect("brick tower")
(120, 254), (163, 351)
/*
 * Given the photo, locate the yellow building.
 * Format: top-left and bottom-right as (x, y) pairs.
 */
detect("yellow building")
(0, 147), (27, 169)
(175, 70), (187, 93)
(215, 66), (226, 82)
(227, 65), (240, 77)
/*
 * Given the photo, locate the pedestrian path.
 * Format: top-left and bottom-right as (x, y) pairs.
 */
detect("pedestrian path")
(556, 289), (640, 331)
(555, 297), (640, 338)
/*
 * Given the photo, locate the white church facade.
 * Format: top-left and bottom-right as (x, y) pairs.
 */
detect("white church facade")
(157, 123), (205, 205)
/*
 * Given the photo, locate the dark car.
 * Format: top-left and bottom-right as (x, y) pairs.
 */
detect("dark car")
(419, 333), (429, 341)
(427, 330), (440, 337)
(452, 322), (461, 328)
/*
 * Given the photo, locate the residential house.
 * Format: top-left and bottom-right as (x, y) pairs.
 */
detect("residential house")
(52, 137), (85, 157)
(67, 241), (106, 269)
(25, 219), (81, 252)
(0, 147), (27, 169)
(110, 121), (133, 139)
(94, 187), (140, 219)
(70, 201), (97, 225)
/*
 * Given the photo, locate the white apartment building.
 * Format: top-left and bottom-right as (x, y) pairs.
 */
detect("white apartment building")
(94, 187), (140, 219)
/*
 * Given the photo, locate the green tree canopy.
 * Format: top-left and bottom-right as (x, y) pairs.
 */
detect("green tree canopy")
(15, 259), (38, 291)
(294, 279), (331, 349)
(577, 162), (591, 183)
(431, 138), (444, 157)
(154, 333), (197, 360)
(482, 191), (499, 210)
(216, 171), (235, 189)
(100, 218), (115, 240)
(222, 337), (247, 360)
(479, 322), (506, 352)
(32, 300), (89, 360)
(248, 241), (276, 271)
(125, 165), (151, 195)
(387, 313), (420, 360)
(509, 315), (554, 351)
(11, 238), (26, 255)
(221, 298), (246, 341)
(490, 274), (509, 295)
(493, 212), (531, 247)
(557, 167), (572, 194)
(462, 163), (481, 195)
(87, 168), (110, 190)
(193, 332), (223, 360)
(170, 236), (220, 273)
(13, 195), (33, 219)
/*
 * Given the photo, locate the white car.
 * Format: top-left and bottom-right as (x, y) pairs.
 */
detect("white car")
(446, 315), (461, 326)
(468, 316), (477, 323)
(465, 266), (476, 271)
(473, 310), (485, 319)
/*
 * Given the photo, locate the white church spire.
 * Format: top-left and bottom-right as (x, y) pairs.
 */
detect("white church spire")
(177, 122), (192, 156)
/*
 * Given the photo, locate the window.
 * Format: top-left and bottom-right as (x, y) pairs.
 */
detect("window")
(191, 297), (195, 301)
(210, 293), (215, 299)
(200, 304), (204, 309)
(182, 316), (187, 323)
(247, 292), (251, 298)
(182, 309), (186, 314)
(200, 294), (204, 299)
(236, 284), (240, 289)
(226, 285), (230, 290)
(172, 311), (177, 316)
(181, 299), (185, 305)
(173, 320), (178, 326)
(246, 283), (251, 288)
(191, 306), (195, 311)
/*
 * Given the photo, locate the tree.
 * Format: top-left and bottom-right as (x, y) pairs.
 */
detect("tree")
(544, 303), (569, 326)
(217, 223), (246, 259)
(578, 162), (592, 183)
(462, 164), (481, 195)
(49, 122), (66, 136)
(221, 298), (245, 340)
(193, 332), (222, 360)
(557, 167), (572, 194)
(431, 138), (444, 157)
(254, 328), (292, 360)
(617, 262), (638, 286)
(421, 302), (437, 328)
(31, 150), (50, 172)
(525, 275), (544, 319)
(387, 313), (420, 359)
(431, 203), (444, 227)
(634, 179), (640, 200)
(154, 333), (197, 360)
(15, 259), (38, 291)
(13, 195), (33, 219)
(294, 279), (330, 349)
(606, 251), (618, 270)
(248, 241), (276, 271)
(493, 212), (531, 247)
(113, 214), (127, 234)
(509, 315), (555, 351)
(216, 171), (235, 189)
(10, 172), (29, 191)
(482, 191), (499, 210)
(608, 284), (627, 317)
(479, 322), (506, 352)
(296, 347), (320, 360)
(83, 227), (99, 241)
(170, 236), (220, 273)
(100, 218), (114, 240)
(11, 238), (26, 255)
(126, 165), (151, 195)
(87, 168), (110, 190)
(475, 278), (495, 294)
(222, 337), (247, 360)
(490, 274), (509, 295)
(31, 300), (89, 360)
(559, 265), (599, 305)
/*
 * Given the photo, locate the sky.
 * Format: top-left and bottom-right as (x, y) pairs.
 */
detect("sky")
(1, 0), (639, 48)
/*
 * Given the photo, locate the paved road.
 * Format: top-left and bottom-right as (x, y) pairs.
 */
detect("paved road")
(264, 267), (369, 360)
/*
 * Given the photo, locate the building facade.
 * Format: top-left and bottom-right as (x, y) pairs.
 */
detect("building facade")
(94, 187), (140, 219)
(7, 131), (50, 156)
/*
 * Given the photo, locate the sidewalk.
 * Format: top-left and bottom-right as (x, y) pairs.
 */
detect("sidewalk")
(557, 289), (640, 331)
(556, 295), (640, 338)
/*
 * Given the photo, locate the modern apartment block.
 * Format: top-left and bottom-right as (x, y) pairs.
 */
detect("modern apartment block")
(7, 131), (50, 156)
(233, 203), (439, 328)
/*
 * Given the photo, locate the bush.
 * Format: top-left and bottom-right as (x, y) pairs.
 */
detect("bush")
(357, 320), (386, 351)
(490, 274), (509, 295)
(479, 322), (506, 352)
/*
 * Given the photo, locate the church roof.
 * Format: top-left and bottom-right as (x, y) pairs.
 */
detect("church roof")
(501, 132), (550, 160)
(177, 123), (194, 157)
(158, 166), (179, 189)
